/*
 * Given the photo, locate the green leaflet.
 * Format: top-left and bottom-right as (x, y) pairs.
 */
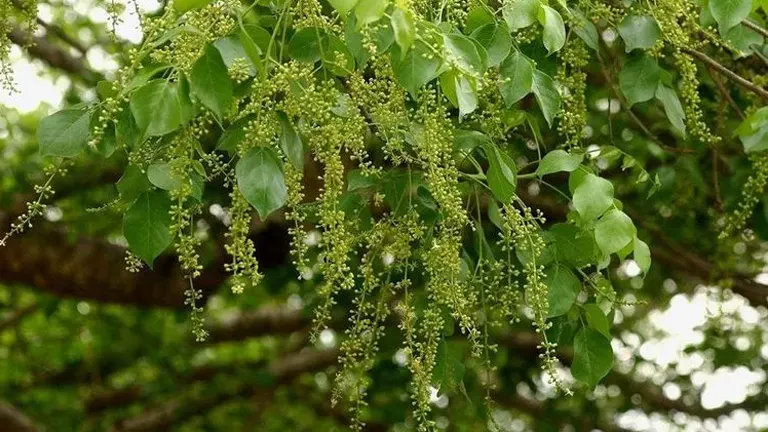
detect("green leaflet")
(38, 109), (91, 158)
(443, 33), (486, 76)
(217, 115), (256, 153)
(174, 0), (213, 13)
(354, 0), (389, 27)
(469, 22), (512, 67)
(538, 5), (566, 55)
(709, 0), (752, 32)
(190, 44), (233, 119)
(543, 264), (580, 317)
(328, 0), (358, 15)
(583, 304), (611, 340)
(633, 236), (651, 274)
(483, 142), (517, 203)
(536, 150), (584, 176)
(288, 28), (355, 76)
(130, 79), (194, 137)
(432, 340), (465, 392)
(499, 49), (533, 107)
(391, 41), (442, 99)
(440, 70), (478, 119)
(737, 107), (768, 153)
(655, 84), (687, 137)
(277, 113), (304, 168)
(572, 173), (614, 221)
(595, 209), (636, 256)
(572, 327), (613, 388)
(236, 147), (288, 220)
(502, 0), (539, 30)
(619, 53), (661, 106)
(549, 223), (598, 268)
(531, 70), (562, 127)
(123, 190), (173, 267)
(116, 165), (151, 204)
(617, 15), (661, 52)
(391, 8), (415, 54)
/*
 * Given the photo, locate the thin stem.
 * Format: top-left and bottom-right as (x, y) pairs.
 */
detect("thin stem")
(682, 47), (768, 101)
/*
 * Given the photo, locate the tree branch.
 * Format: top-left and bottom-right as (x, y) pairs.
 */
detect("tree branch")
(682, 47), (768, 101)
(0, 401), (40, 432)
(0, 303), (38, 333)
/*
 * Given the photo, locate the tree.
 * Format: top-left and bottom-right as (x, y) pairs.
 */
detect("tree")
(1, 0), (767, 430)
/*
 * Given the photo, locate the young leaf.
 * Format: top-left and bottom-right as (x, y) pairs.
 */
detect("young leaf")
(329, 0), (359, 15)
(236, 147), (288, 220)
(277, 113), (304, 168)
(116, 165), (151, 203)
(190, 44), (233, 119)
(469, 23), (512, 68)
(531, 70), (562, 127)
(617, 15), (661, 52)
(538, 5), (566, 55)
(321, 34), (356, 76)
(549, 223), (598, 267)
(583, 304), (611, 340)
(147, 163), (182, 191)
(709, 0), (752, 32)
(443, 34), (486, 76)
(571, 7), (599, 51)
(502, 0), (539, 30)
(655, 84), (687, 136)
(536, 150), (584, 176)
(619, 53), (661, 106)
(391, 8), (415, 54)
(38, 109), (91, 158)
(355, 0), (389, 27)
(737, 107), (768, 153)
(391, 42), (442, 99)
(213, 36), (256, 75)
(544, 264), (580, 317)
(217, 115), (255, 153)
(123, 190), (173, 267)
(174, 0), (213, 14)
(130, 79), (193, 137)
(571, 327), (613, 388)
(499, 49), (534, 106)
(288, 28), (325, 62)
(432, 340), (465, 392)
(483, 143), (517, 203)
(573, 173), (614, 221)
(633, 236), (651, 274)
(595, 209), (636, 256)
(440, 70), (478, 119)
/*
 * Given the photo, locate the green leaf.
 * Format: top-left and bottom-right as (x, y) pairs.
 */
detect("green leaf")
(116, 165), (151, 203)
(549, 223), (598, 267)
(483, 143), (517, 203)
(391, 8), (415, 54)
(443, 34), (486, 75)
(116, 103), (141, 149)
(277, 113), (304, 168)
(572, 327), (613, 388)
(724, 23), (764, 57)
(470, 23), (512, 68)
(174, 0), (213, 13)
(190, 44), (233, 119)
(391, 41), (442, 99)
(217, 115), (255, 153)
(536, 150), (584, 176)
(594, 209), (636, 256)
(432, 340), (465, 392)
(147, 163), (182, 191)
(130, 79), (193, 137)
(619, 53), (661, 106)
(709, 0), (752, 32)
(737, 107), (768, 153)
(355, 0), (389, 27)
(502, 0), (539, 30)
(236, 147), (288, 220)
(544, 264), (580, 317)
(633, 236), (651, 274)
(38, 109), (91, 158)
(320, 34), (356, 76)
(583, 304), (611, 340)
(655, 84), (686, 136)
(214, 36), (256, 75)
(531, 70), (562, 127)
(538, 5), (566, 55)
(573, 173), (614, 221)
(571, 7), (599, 51)
(123, 190), (173, 267)
(499, 49), (534, 106)
(617, 15), (661, 52)
(329, 0), (359, 15)
(440, 70), (478, 119)
(288, 27), (325, 62)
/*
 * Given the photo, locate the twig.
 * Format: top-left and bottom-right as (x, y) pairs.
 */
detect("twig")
(682, 47), (768, 101)
(708, 67), (745, 120)
(743, 19), (768, 40)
